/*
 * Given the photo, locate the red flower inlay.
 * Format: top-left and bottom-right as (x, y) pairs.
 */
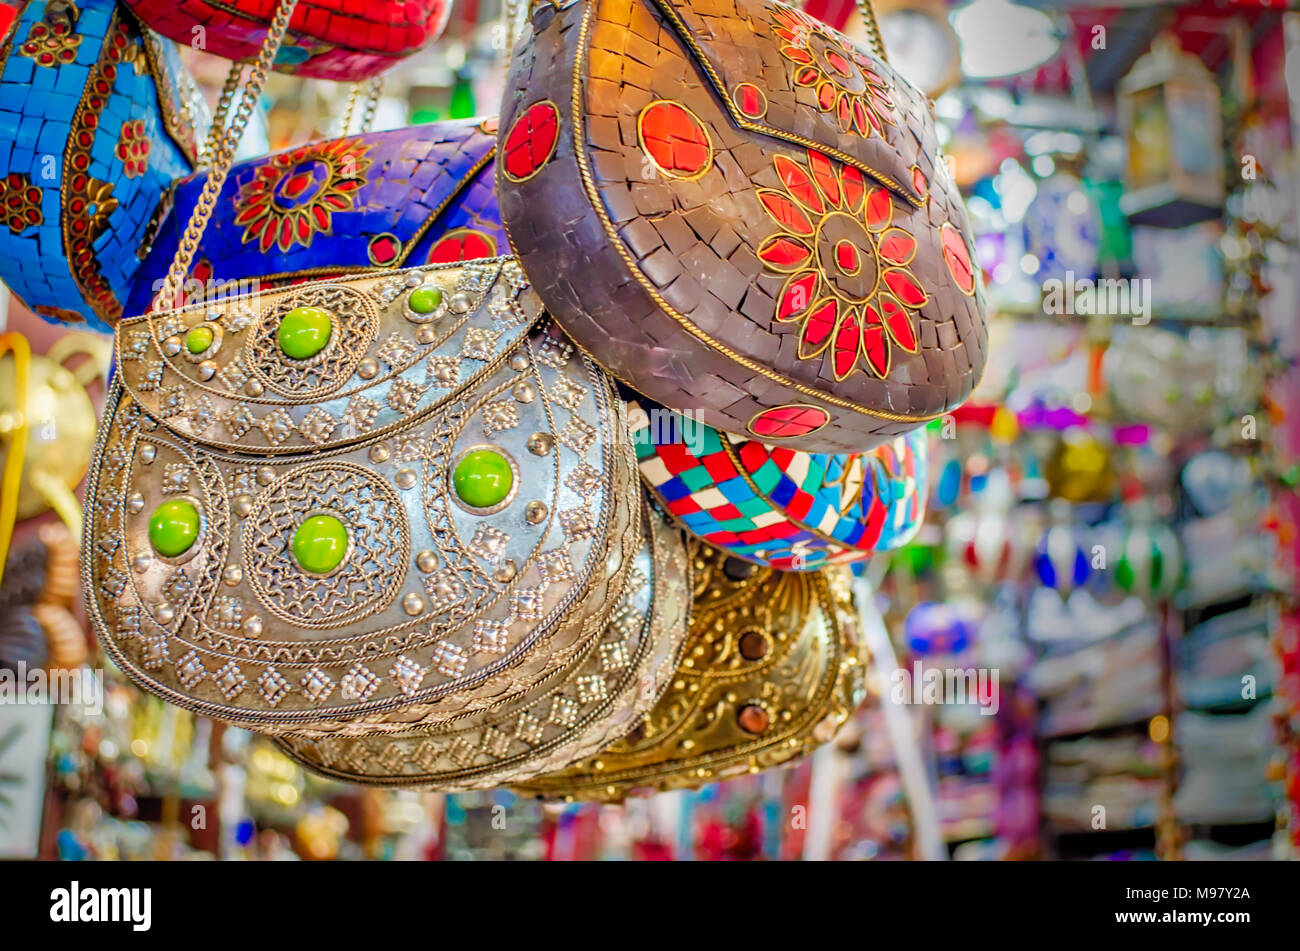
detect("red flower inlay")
(115, 120), (151, 179)
(771, 6), (894, 139)
(234, 138), (372, 254)
(750, 404), (830, 439)
(758, 149), (925, 381)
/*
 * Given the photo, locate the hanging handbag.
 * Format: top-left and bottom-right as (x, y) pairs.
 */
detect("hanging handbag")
(121, 0), (452, 79)
(0, 0), (208, 331)
(630, 397), (927, 569)
(126, 116), (507, 316)
(514, 541), (866, 801)
(272, 504), (691, 788)
(83, 1), (641, 735)
(497, 0), (986, 453)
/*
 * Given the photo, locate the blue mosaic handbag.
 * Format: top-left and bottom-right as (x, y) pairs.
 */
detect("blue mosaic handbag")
(0, 0), (207, 332)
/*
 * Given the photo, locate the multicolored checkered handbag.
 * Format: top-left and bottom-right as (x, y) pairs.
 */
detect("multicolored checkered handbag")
(498, 0), (986, 453)
(0, 0), (208, 332)
(122, 0), (451, 79)
(631, 398), (927, 570)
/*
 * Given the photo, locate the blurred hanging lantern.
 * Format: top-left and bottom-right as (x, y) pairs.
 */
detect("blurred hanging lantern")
(904, 601), (975, 656)
(1114, 507), (1184, 601)
(859, 0), (962, 97)
(1034, 508), (1090, 598)
(1117, 34), (1225, 227)
(948, 508), (1031, 587)
(1022, 172), (1102, 284)
(1045, 428), (1114, 503)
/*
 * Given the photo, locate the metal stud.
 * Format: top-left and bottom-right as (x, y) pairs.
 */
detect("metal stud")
(357, 358), (379, 380)
(232, 494), (253, 518)
(493, 560), (518, 583)
(154, 602), (174, 625)
(162, 336), (182, 357)
(402, 593), (426, 616)
(242, 615), (264, 637)
(449, 292), (471, 314)
(256, 467), (275, 486)
(416, 550), (438, 573)
(525, 501), (548, 525)
(415, 325), (437, 345)
(245, 379), (264, 397)
(509, 354), (529, 372)
(368, 444), (391, 464)
(223, 566), (243, 586)
(140, 444), (157, 464)
(131, 553), (152, 573)
(198, 360), (218, 381)
(526, 432), (552, 456)
(512, 381), (536, 404)
(395, 467), (417, 490)
(127, 492), (146, 515)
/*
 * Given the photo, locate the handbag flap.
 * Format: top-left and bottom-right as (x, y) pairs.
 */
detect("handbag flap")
(650, 0), (930, 205)
(116, 257), (543, 454)
(127, 119), (506, 317)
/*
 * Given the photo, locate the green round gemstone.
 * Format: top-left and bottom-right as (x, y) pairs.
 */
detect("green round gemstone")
(291, 514), (349, 574)
(408, 286), (443, 315)
(277, 306), (333, 360)
(453, 450), (514, 509)
(148, 499), (200, 558)
(185, 325), (215, 354)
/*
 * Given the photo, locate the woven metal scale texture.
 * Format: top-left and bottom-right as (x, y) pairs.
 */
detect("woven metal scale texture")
(498, 0), (987, 453)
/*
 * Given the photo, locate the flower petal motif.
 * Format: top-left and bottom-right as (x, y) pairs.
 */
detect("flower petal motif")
(778, 271), (819, 321)
(795, 66), (820, 86)
(864, 188), (892, 231)
(808, 151), (841, 208)
(841, 166), (866, 213)
(833, 307), (862, 379)
(774, 156), (825, 213)
(879, 293), (918, 352)
(781, 45), (813, 64)
(816, 81), (837, 111)
(758, 189), (815, 236)
(877, 228), (916, 265)
(757, 234), (813, 271)
(861, 305), (891, 378)
(883, 268), (928, 308)
(798, 298), (839, 358)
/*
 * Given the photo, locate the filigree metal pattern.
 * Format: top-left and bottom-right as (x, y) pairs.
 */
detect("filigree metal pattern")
(246, 284), (378, 398)
(242, 462), (409, 628)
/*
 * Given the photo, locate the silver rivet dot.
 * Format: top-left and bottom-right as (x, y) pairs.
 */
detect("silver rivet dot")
(395, 467), (416, 490)
(513, 381), (536, 404)
(449, 292), (471, 314)
(494, 560), (518, 583)
(223, 566), (243, 586)
(245, 379), (264, 397)
(369, 444), (391, 464)
(127, 492), (145, 515)
(509, 354), (529, 372)
(415, 325), (437, 345)
(256, 467), (275, 486)
(198, 360), (218, 381)
(525, 501), (548, 525)
(140, 444), (157, 464)
(402, 593), (426, 616)
(162, 336), (182, 357)
(404, 271), (424, 288)
(131, 553), (152, 573)
(154, 602), (174, 625)
(416, 550), (438, 573)
(357, 358), (379, 380)
(243, 615), (263, 637)
(527, 433), (552, 456)
(232, 494), (253, 518)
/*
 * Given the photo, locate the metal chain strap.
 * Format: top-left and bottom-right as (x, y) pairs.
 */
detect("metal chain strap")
(196, 59), (247, 168)
(341, 75), (384, 136)
(502, 0), (524, 75)
(158, 0), (300, 310)
(855, 0), (888, 63)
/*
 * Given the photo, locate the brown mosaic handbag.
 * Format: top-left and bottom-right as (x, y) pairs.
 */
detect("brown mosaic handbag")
(497, 0), (987, 453)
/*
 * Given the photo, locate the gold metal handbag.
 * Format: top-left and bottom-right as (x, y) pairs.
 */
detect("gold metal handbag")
(514, 542), (867, 801)
(272, 504), (691, 788)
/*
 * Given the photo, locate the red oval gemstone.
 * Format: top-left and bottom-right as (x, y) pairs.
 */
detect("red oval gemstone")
(749, 405), (830, 439)
(502, 101), (561, 182)
(639, 101), (712, 177)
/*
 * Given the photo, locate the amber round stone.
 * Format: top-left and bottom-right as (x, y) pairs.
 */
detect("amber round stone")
(739, 631), (769, 661)
(737, 704), (770, 735)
